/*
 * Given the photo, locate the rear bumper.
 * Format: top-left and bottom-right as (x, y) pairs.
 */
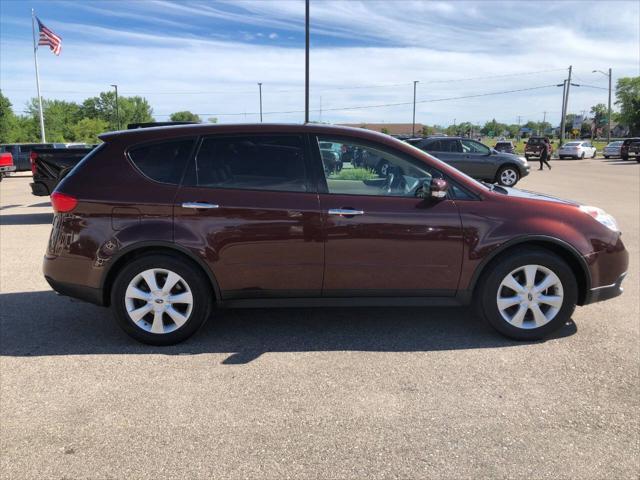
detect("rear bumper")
(0, 165), (16, 173)
(43, 254), (105, 306)
(45, 275), (104, 306)
(584, 272), (627, 305)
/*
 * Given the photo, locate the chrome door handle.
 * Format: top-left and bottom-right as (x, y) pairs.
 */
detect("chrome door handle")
(328, 208), (364, 216)
(181, 202), (220, 209)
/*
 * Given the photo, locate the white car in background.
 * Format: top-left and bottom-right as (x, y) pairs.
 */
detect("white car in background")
(558, 141), (597, 159)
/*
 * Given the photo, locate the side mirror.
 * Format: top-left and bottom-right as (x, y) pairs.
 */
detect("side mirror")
(430, 178), (448, 199)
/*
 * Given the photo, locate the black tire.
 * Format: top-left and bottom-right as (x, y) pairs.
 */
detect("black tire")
(496, 165), (520, 187)
(111, 254), (212, 345)
(580, 152), (585, 159)
(604, 155), (609, 159)
(475, 247), (578, 341)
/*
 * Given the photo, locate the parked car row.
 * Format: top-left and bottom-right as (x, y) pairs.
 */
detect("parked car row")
(0, 142), (93, 172)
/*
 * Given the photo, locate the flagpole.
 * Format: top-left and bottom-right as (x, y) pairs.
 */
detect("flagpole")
(31, 9), (46, 143)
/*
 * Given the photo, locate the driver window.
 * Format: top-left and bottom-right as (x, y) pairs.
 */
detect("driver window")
(317, 137), (434, 197)
(460, 139), (490, 154)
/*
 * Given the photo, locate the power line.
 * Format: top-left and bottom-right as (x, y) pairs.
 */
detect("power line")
(147, 83), (559, 117)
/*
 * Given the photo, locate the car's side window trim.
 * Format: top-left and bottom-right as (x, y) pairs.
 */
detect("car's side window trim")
(181, 133), (316, 194)
(310, 134), (480, 201)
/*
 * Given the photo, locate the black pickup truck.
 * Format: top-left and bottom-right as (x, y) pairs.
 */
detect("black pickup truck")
(30, 145), (96, 196)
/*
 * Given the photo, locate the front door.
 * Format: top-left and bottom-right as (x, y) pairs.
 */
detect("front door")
(314, 135), (464, 296)
(174, 134), (324, 299)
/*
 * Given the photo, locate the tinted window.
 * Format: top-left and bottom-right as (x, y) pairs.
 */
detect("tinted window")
(425, 139), (461, 153)
(128, 139), (195, 184)
(186, 135), (307, 192)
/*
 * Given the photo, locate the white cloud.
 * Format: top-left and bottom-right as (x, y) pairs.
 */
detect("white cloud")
(1, 1), (638, 127)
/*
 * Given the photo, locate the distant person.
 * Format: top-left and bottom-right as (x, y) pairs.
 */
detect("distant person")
(539, 137), (552, 170)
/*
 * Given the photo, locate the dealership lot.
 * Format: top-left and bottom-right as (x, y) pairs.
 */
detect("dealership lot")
(1, 158), (638, 479)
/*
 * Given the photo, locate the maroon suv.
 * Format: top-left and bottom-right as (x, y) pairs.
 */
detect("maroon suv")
(45, 124), (628, 345)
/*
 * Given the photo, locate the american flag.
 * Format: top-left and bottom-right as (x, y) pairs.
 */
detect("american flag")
(37, 17), (62, 56)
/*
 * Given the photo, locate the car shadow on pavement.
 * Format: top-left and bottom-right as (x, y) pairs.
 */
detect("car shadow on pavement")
(0, 291), (578, 363)
(0, 213), (53, 225)
(28, 201), (51, 207)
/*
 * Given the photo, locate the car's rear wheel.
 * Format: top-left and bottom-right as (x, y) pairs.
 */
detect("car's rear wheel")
(580, 152), (585, 159)
(496, 166), (520, 186)
(476, 248), (577, 340)
(111, 254), (211, 345)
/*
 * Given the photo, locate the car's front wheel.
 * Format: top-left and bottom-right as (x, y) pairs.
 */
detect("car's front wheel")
(111, 254), (212, 345)
(496, 166), (520, 187)
(476, 248), (577, 340)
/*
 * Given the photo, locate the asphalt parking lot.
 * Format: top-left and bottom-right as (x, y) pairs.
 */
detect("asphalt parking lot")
(1, 158), (638, 479)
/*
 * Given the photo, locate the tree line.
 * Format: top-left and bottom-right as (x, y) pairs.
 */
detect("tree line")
(1, 76), (638, 143)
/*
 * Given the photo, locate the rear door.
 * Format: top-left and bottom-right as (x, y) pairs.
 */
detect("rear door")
(173, 134), (324, 300)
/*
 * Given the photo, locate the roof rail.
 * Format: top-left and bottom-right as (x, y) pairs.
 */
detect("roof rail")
(126, 121), (199, 130)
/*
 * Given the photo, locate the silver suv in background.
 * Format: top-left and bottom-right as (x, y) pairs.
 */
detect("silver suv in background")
(407, 136), (529, 187)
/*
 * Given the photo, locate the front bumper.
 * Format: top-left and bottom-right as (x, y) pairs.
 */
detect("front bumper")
(584, 272), (627, 305)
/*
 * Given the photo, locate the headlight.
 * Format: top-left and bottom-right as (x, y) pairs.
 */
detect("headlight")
(579, 205), (619, 232)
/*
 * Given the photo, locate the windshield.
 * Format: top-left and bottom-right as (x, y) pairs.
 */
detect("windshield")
(608, 141), (623, 146)
(564, 142), (580, 147)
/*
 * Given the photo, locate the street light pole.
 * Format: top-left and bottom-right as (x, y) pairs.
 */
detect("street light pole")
(593, 68), (612, 143)
(258, 82), (263, 123)
(412, 80), (419, 137)
(304, 0), (310, 124)
(110, 84), (120, 130)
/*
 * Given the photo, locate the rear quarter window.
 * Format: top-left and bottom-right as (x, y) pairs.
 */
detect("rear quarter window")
(128, 139), (195, 184)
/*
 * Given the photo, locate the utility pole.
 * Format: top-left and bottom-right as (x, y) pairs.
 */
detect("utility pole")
(593, 68), (612, 143)
(558, 80), (567, 142)
(560, 65), (572, 145)
(607, 67), (612, 143)
(542, 111), (547, 136)
(304, 0), (310, 124)
(412, 80), (419, 136)
(111, 84), (120, 130)
(258, 82), (263, 122)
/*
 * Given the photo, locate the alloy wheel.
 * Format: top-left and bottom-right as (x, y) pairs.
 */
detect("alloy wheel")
(124, 268), (194, 334)
(496, 264), (564, 329)
(500, 168), (518, 186)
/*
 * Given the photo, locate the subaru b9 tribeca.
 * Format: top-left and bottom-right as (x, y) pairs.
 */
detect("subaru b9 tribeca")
(44, 124), (628, 345)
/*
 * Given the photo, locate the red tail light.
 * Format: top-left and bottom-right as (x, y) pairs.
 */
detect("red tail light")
(30, 151), (38, 175)
(51, 192), (78, 213)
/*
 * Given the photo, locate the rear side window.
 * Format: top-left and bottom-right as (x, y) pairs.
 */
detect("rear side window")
(185, 135), (308, 192)
(128, 139), (195, 184)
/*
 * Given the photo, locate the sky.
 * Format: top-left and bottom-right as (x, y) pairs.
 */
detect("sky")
(1, 0), (639, 127)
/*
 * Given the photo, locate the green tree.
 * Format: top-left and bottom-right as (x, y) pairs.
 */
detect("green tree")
(615, 76), (640, 135)
(207, 117), (218, 124)
(0, 90), (18, 143)
(380, 127), (389, 134)
(80, 91), (154, 130)
(170, 111), (201, 122)
(71, 118), (109, 143)
(421, 125), (435, 136)
(25, 98), (81, 142)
